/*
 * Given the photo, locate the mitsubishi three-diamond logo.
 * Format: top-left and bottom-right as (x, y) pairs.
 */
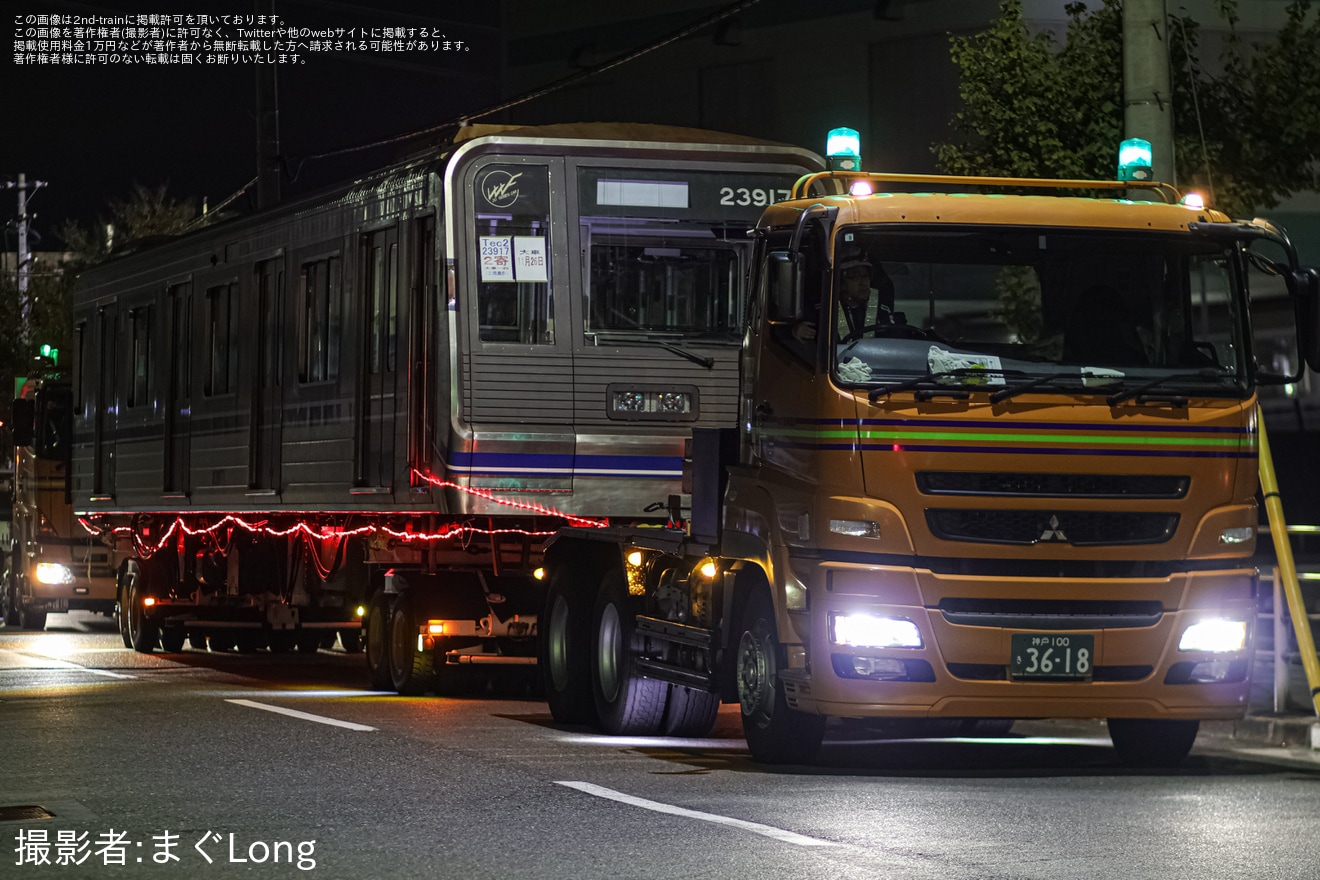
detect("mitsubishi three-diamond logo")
(1038, 514), (1068, 543)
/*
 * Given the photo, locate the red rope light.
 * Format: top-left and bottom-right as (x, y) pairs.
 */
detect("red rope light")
(77, 473), (608, 564)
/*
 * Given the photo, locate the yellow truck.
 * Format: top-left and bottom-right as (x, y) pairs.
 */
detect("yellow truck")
(539, 133), (1320, 766)
(2, 372), (119, 631)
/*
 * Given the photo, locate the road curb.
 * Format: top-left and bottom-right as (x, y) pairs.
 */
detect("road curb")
(1203, 715), (1320, 749)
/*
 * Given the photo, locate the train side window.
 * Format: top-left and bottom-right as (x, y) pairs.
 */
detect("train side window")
(205, 283), (238, 396)
(127, 305), (154, 408)
(299, 256), (341, 383)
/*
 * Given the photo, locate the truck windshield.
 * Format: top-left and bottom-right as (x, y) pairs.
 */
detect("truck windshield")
(584, 220), (747, 341)
(830, 226), (1247, 398)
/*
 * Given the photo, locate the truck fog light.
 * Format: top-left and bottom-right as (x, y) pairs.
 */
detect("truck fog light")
(830, 612), (923, 648)
(852, 656), (907, 679)
(1188, 660), (1234, 682)
(1178, 619), (1246, 653)
(34, 563), (75, 584)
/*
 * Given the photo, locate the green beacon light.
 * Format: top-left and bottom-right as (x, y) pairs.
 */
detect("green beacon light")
(827, 127), (862, 172)
(39, 343), (59, 365)
(1117, 138), (1153, 182)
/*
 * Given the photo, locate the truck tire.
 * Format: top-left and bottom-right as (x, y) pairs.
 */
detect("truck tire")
(190, 632), (210, 651)
(364, 590), (393, 690)
(1107, 718), (1199, 767)
(160, 627), (186, 653)
(338, 629), (363, 653)
(18, 605), (47, 632)
(115, 592), (132, 647)
(661, 685), (721, 738)
(389, 590), (435, 696)
(591, 567), (667, 735)
(540, 565), (594, 724)
(123, 562), (159, 653)
(2, 560), (20, 627)
(736, 589), (825, 764)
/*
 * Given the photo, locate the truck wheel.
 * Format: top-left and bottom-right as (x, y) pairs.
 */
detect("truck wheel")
(591, 568), (667, 735)
(338, 629), (363, 653)
(268, 630), (296, 653)
(661, 685), (721, 737)
(1107, 718), (1200, 767)
(123, 562), (159, 653)
(736, 590), (824, 764)
(2, 564), (20, 627)
(295, 630), (322, 653)
(18, 605), (47, 632)
(389, 591), (435, 696)
(160, 627), (186, 653)
(189, 631), (210, 651)
(540, 566), (593, 724)
(115, 592), (132, 647)
(364, 591), (393, 690)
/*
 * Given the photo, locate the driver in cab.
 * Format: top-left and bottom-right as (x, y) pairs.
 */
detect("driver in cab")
(791, 247), (898, 343)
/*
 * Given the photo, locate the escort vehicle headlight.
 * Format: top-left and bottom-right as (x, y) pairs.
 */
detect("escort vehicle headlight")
(830, 612), (923, 649)
(1218, 527), (1254, 545)
(34, 563), (75, 585)
(1178, 619), (1247, 653)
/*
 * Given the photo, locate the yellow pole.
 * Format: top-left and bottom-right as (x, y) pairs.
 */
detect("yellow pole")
(1257, 406), (1320, 718)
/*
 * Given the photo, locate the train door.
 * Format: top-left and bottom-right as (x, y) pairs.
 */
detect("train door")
(357, 228), (400, 490)
(250, 259), (284, 491)
(163, 282), (191, 495)
(91, 304), (117, 499)
(407, 216), (436, 483)
(458, 159), (575, 496)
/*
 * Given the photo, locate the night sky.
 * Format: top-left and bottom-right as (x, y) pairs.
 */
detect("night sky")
(4, 0), (504, 246)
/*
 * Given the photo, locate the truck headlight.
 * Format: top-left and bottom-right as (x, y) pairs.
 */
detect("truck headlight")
(34, 563), (75, 585)
(1178, 619), (1247, 653)
(830, 613), (923, 649)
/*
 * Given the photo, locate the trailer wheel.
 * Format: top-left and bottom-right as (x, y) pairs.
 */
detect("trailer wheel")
(591, 568), (667, 735)
(1107, 718), (1199, 767)
(389, 591), (435, 695)
(123, 562), (159, 653)
(364, 591), (393, 690)
(338, 629), (363, 653)
(160, 627), (186, 653)
(540, 565), (594, 724)
(268, 630), (296, 653)
(736, 590), (824, 764)
(115, 592), (132, 647)
(295, 630), (322, 653)
(661, 685), (721, 738)
(18, 605), (47, 632)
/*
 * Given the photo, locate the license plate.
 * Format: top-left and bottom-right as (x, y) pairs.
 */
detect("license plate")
(1010, 633), (1094, 680)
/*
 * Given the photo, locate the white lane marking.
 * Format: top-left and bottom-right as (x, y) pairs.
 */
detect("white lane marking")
(225, 699), (377, 732)
(0, 647), (135, 679)
(555, 781), (837, 847)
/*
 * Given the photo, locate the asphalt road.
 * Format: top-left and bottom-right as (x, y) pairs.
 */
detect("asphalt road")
(3, 612), (1320, 880)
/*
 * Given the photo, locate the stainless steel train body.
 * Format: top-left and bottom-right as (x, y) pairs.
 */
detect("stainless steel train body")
(69, 123), (822, 675)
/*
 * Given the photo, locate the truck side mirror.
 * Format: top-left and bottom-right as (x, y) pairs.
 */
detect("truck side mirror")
(1289, 267), (1320, 372)
(765, 251), (803, 321)
(11, 398), (35, 447)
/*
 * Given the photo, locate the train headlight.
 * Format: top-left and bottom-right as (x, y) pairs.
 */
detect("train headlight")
(607, 385), (698, 421)
(1178, 619), (1247, 653)
(830, 613), (923, 649)
(34, 563), (75, 584)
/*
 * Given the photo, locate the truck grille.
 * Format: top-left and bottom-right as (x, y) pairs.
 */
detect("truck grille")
(926, 509), (1179, 546)
(938, 598), (1163, 629)
(916, 471), (1189, 499)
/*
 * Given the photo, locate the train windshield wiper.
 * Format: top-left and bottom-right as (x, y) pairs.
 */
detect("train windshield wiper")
(603, 335), (716, 369)
(1104, 370), (1229, 405)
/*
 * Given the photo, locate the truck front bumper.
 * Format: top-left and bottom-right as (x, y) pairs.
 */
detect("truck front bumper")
(786, 563), (1256, 721)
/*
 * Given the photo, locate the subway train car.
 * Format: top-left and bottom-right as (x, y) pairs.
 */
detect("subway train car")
(70, 123), (822, 692)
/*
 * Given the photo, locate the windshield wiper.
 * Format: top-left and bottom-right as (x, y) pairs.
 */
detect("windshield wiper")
(989, 370), (1121, 403)
(867, 368), (1005, 402)
(1104, 370), (1229, 406)
(599, 335), (716, 369)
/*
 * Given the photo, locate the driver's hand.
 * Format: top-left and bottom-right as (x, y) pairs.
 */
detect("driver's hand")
(791, 322), (816, 342)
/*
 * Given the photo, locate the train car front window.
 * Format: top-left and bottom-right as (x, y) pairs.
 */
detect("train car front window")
(473, 164), (554, 345)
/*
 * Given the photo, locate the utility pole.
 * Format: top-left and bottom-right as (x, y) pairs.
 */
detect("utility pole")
(1123, 0), (1175, 183)
(4, 172), (48, 319)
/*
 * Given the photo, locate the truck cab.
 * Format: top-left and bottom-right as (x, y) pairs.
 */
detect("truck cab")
(2, 375), (118, 630)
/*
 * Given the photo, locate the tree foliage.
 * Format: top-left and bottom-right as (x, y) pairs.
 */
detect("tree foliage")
(58, 181), (199, 268)
(935, 0), (1320, 218)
